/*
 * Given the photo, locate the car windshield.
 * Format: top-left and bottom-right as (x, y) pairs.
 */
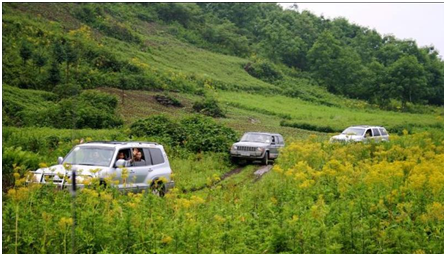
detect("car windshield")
(341, 128), (365, 136)
(240, 133), (270, 143)
(63, 146), (114, 167)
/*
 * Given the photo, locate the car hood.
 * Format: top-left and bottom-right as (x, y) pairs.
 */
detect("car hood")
(233, 141), (270, 147)
(35, 164), (109, 176)
(331, 134), (364, 141)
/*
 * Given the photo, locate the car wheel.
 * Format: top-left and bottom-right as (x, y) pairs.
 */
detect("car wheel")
(262, 152), (269, 166)
(150, 180), (165, 197)
(230, 157), (239, 165)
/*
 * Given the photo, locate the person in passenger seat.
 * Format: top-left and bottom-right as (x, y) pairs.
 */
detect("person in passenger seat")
(132, 151), (146, 166)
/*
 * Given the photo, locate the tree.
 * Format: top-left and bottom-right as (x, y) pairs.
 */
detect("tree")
(32, 51), (47, 74)
(48, 61), (61, 89)
(19, 40), (33, 65)
(387, 55), (427, 109)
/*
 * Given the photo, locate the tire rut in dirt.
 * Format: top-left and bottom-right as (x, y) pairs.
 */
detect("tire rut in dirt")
(253, 165), (273, 182)
(182, 166), (245, 193)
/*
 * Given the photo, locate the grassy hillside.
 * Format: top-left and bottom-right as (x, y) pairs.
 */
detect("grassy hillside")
(2, 3), (444, 254)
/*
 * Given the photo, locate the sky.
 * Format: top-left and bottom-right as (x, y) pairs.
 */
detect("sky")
(280, 3), (444, 58)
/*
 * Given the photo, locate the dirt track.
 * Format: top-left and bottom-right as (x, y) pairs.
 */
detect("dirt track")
(182, 165), (273, 193)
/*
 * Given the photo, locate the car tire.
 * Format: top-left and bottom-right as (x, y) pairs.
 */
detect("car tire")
(150, 180), (165, 197)
(231, 157), (239, 165)
(262, 151), (269, 166)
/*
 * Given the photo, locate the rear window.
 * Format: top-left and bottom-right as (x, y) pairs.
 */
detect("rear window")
(379, 128), (388, 136)
(142, 148), (153, 165)
(149, 148), (164, 165)
(278, 136), (284, 145)
(372, 128), (381, 137)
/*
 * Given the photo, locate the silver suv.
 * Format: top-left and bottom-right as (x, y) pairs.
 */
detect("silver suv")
(330, 125), (390, 143)
(27, 141), (174, 195)
(230, 132), (285, 165)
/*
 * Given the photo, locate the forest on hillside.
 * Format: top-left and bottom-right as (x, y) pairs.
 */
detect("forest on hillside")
(2, 3), (444, 114)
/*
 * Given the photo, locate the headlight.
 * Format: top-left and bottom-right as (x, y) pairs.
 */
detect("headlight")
(232, 145), (237, 150)
(76, 175), (92, 185)
(257, 147), (265, 151)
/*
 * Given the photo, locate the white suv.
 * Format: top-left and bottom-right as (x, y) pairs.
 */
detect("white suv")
(330, 125), (390, 143)
(28, 141), (174, 195)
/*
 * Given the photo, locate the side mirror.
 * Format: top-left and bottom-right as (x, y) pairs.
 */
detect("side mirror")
(115, 159), (126, 168)
(57, 157), (64, 165)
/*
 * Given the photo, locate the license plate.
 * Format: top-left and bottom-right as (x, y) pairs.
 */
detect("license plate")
(241, 152), (250, 156)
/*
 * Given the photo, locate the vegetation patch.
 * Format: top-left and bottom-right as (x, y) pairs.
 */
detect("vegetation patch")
(192, 97), (226, 118)
(154, 94), (183, 107)
(3, 86), (123, 129)
(130, 114), (238, 153)
(280, 120), (338, 133)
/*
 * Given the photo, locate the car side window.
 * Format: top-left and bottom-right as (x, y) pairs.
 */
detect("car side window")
(116, 148), (131, 166)
(131, 147), (149, 167)
(149, 148), (165, 165)
(278, 136), (284, 145)
(142, 148), (153, 165)
(372, 128), (381, 137)
(365, 129), (372, 137)
(379, 128), (388, 136)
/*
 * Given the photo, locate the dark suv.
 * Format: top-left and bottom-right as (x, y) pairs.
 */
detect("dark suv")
(230, 132), (285, 165)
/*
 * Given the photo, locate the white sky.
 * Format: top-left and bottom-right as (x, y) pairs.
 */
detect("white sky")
(280, 3), (444, 58)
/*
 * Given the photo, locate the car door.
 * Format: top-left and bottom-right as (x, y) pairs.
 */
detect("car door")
(113, 148), (133, 190)
(146, 147), (170, 182)
(372, 128), (381, 142)
(269, 135), (280, 159)
(127, 148), (152, 189)
(379, 128), (390, 141)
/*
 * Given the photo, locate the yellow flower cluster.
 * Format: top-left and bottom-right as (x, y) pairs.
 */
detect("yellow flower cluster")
(58, 217), (73, 230)
(174, 195), (206, 210)
(275, 132), (443, 224)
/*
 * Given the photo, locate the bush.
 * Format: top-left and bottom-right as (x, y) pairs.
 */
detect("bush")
(2, 147), (41, 191)
(53, 83), (82, 99)
(280, 120), (338, 133)
(244, 60), (283, 83)
(130, 114), (237, 153)
(180, 115), (238, 153)
(3, 86), (123, 129)
(193, 97), (225, 118)
(129, 115), (185, 145)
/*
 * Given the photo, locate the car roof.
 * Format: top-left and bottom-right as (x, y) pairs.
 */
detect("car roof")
(80, 141), (160, 148)
(347, 125), (385, 129)
(244, 132), (282, 136)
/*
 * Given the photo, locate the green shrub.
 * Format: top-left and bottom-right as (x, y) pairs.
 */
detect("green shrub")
(280, 120), (338, 133)
(180, 115), (238, 153)
(130, 114), (237, 153)
(53, 83), (82, 98)
(3, 86), (123, 129)
(129, 115), (185, 145)
(193, 97), (225, 118)
(244, 60), (283, 83)
(2, 147), (41, 191)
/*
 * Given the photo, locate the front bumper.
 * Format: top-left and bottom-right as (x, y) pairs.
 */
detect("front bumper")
(26, 171), (91, 189)
(230, 150), (266, 159)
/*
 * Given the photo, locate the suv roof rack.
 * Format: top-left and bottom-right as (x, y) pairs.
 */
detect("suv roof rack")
(132, 141), (159, 145)
(85, 141), (126, 144)
(85, 141), (159, 145)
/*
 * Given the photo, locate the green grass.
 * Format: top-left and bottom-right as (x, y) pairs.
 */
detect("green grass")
(217, 91), (444, 134)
